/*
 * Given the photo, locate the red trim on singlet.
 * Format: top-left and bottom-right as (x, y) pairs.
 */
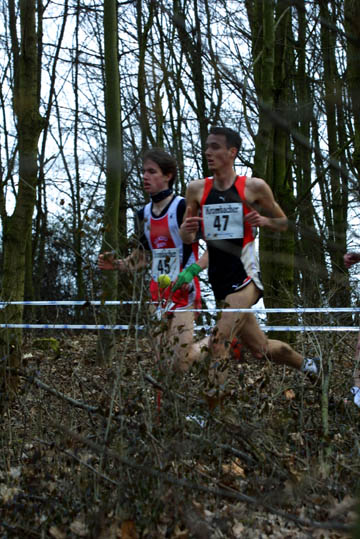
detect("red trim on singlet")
(200, 177), (213, 237)
(200, 177), (214, 206)
(234, 175), (254, 248)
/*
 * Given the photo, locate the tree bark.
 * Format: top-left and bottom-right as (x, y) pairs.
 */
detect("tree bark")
(344, 0), (360, 183)
(1, 0), (45, 408)
(96, 0), (123, 363)
(173, 0), (209, 176)
(318, 1), (349, 309)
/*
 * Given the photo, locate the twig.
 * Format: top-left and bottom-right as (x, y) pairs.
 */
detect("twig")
(0, 521), (40, 538)
(15, 369), (99, 413)
(35, 438), (118, 486)
(185, 432), (256, 466)
(143, 373), (164, 391)
(143, 372), (188, 402)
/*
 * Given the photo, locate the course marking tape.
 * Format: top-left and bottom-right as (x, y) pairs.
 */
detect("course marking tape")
(0, 301), (359, 314)
(0, 324), (358, 332)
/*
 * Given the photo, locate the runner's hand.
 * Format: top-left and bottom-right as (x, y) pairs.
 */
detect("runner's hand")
(244, 210), (267, 228)
(172, 263), (202, 292)
(98, 251), (123, 271)
(181, 207), (202, 235)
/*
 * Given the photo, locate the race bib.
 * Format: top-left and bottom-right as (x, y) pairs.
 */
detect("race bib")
(203, 203), (244, 240)
(152, 248), (180, 281)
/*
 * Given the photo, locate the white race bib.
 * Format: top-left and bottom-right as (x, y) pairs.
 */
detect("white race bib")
(152, 248), (180, 281)
(203, 203), (244, 240)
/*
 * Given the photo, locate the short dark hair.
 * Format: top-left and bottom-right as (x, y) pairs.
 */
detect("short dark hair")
(209, 126), (241, 154)
(142, 148), (177, 188)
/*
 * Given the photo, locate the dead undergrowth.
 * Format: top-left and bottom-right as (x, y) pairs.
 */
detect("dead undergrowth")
(1, 328), (360, 538)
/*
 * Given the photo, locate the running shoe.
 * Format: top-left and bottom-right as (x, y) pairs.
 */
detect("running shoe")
(301, 356), (320, 375)
(350, 386), (360, 408)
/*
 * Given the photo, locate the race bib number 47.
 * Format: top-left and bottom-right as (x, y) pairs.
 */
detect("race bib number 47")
(203, 203), (244, 240)
(152, 248), (180, 282)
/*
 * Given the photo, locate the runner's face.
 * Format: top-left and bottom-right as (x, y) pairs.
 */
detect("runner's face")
(142, 159), (171, 194)
(205, 134), (237, 172)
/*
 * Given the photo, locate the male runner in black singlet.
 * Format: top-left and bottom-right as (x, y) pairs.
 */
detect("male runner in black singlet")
(179, 126), (319, 388)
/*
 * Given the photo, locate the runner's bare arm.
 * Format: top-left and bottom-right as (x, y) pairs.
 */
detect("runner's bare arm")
(179, 180), (203, 244)
(98, 247), (148, 271)
(244, 177), (288, 232)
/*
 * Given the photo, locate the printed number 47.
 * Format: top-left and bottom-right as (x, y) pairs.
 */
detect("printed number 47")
(213, 215), (229, 231)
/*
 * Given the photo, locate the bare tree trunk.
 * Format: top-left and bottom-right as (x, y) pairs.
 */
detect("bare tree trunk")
(96, 0), (123, 363)
(32, 0), (68, 301)
(246, 0), (296, 339)
(137, 0), (155, 152)
(72, 0), (85, 303)
(245, 0), (275, 179)
(293, 0), (328, 307)
(318, 1), (349, 310)
(0, 0), (45, 409)
(344, 0), (360, 183)
(173, 0), (209, 175)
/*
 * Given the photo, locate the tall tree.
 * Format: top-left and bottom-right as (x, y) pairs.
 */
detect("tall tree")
(292, 0), (328, 307)
(245, 0), (297, 319)
(318, 0), (349, 308)
(344, 0), (360, 190)
(136, 0), (156, 152)
(97, 0), (123, 362)
(0, 0), (45, 406)
(245, 0), (275, 180)
(173, 0), (210, 175)
(263, 0), (296, 311)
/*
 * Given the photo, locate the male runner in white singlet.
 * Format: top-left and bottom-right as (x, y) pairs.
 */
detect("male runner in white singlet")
(98, 148), (207, 371)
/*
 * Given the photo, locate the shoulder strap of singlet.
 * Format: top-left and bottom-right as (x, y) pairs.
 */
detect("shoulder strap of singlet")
(143, 201), (152, 219)
(235, 175), (246, 199)
(234, 175), (252, 213)
(172, 194), (183, 208)
(200, 177), (213, 208)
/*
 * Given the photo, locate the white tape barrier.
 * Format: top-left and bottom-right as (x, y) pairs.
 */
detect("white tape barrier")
(0, 301), (359, 314)
(0, 301), (358, 331)
(0, 300), (138, 307)
(0, 324), (358, 332)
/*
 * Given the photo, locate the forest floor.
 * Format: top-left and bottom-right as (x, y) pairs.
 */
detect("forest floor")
(1, 325), (360, 538)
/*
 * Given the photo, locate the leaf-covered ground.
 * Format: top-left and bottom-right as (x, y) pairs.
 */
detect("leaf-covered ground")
(1, 327), (359, 538)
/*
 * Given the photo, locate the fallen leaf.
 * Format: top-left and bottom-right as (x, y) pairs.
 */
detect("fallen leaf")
(329, 495), (356, 517)
(0, 484), (20, 503)
(232, 520), (245, 537)
(284, 389), (296, 400)
(173, 523), (189, 538)
(122, 519), (138, 539)
(49, 526), (66, 539)
(9, 466), (21, 479)
(70, 518), (89, 537)
(97, 519), (121, 539)
(222, 460), (246, 478)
